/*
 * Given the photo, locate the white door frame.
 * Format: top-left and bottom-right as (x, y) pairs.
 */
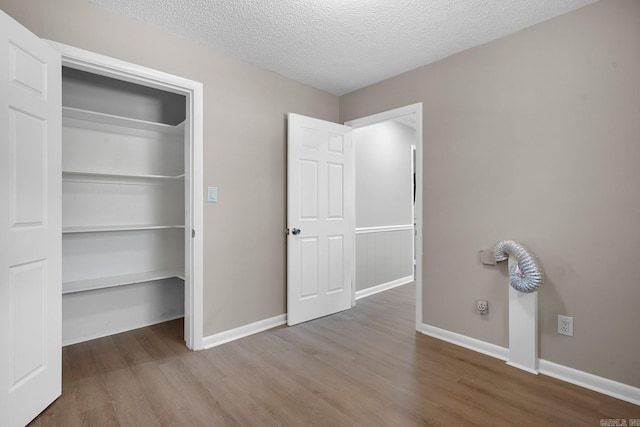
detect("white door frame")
(345, 103), (423, 331)
(45, 41), (205, 350)
(411, 144), (417, 279)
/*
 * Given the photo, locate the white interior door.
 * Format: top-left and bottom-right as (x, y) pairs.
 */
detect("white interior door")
(287, 113), (354, 326)
(0, 10), (62, 427)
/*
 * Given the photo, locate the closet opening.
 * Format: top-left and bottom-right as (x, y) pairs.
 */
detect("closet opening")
(60, 66), (190, 347)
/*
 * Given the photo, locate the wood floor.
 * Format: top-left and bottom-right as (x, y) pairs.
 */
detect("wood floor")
(31, 283), (638, 426)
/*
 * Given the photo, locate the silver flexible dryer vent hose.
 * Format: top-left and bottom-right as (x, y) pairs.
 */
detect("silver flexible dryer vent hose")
(493, 240), (543, 293)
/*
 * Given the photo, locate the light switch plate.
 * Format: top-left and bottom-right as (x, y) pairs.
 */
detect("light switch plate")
(207, 186), (218, 203)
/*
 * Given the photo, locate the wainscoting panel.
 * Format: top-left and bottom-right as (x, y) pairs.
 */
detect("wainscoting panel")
(355, 226), (413, 292)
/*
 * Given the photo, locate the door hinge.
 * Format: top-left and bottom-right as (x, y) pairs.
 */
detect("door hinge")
(192, 229), (195, 238)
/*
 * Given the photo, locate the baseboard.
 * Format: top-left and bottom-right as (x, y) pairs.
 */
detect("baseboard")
(420, 323), (640, 407)
(202, 314), (287, 349)
(355, 276), (414, 300)
(506, 361), (539, 375)
(420, 323), (509, 361)
(538, 359), (640, 406)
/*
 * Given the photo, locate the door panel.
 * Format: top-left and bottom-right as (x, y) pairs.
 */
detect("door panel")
(299, 237), (319, 299)
(0, 10), (62, 427)
(327, 236), (344, 293)
(287, 113), (353, 325)
(327, 163), (344, 218)
(299, 159), (319, 219)
(9, 109), (47, 226)
(9, 42), (46, 96)
(9, 260), (47, 389)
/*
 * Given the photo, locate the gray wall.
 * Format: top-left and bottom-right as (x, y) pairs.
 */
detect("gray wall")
(341, 0), (640, 387)
(355, 121), (414, 227)
(355, 121), (414, 291)
(0, 0), (339, 337)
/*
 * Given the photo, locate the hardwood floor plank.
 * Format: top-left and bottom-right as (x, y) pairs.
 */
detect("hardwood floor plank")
(78, 403), (120, 427)
(71, 375), (113, 414)
(88, 337), (129, 375)
(103, 367), (161, 427)
(181, 352), (276, 427)
(129, 361), (206, 426)
(157, 358), (237, 426)
(110, 331), (156, 368)
(28, 391), (84, 427)
(31, 283), (639, 426)
(61, 343), (102, 383)
(131, 323), (187, 361)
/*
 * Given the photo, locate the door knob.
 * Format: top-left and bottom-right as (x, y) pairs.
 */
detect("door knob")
(292, 228), (301, 235)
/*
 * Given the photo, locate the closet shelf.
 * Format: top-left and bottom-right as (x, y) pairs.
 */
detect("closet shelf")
(62, 106), (185, 134)
(63, 170), (185, 183)
(62, 268), (185, 294)
(63, 224), (185, 234)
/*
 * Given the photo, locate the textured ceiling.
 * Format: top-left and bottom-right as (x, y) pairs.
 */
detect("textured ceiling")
(88, 0), (598, 96)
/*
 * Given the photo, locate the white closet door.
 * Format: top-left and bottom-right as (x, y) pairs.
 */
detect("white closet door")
(0, 10), (62, 427)
(287, 113), (354, 326)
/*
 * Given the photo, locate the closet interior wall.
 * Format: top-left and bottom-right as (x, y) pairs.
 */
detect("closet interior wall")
(61, 67), (188, 346)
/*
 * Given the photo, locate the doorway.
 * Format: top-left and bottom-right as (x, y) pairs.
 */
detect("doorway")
(345, 103), (423, 331)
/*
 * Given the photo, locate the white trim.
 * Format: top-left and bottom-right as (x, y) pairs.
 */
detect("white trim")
(47, 40), (204, 351)
(345, 103), (423, 332)
(420, 323), (509, 361)
(355, 276), (413, 300)
(538, 359), (640, 407)
(189, 71), (205, 351)
(506, 361), (539, 376)
(345, 104), (423, 129)
(355, 224), (414, 234)
(202, 314), (287, 349)
(507, 271), (538, 374)
(420, 323), (640, 407)
(411, 144), (416, 280)
(45, 41), (198, 94)
(394, 115), (416, 129)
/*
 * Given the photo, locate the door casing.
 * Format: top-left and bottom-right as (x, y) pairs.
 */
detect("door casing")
(345, 103), (423, 330)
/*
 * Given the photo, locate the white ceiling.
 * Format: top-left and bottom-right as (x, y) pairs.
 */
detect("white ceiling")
(88, 0), (598, 96)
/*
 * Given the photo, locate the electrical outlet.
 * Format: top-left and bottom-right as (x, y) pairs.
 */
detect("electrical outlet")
(476, 300), (488, 315)
(558, 315), (573, 336)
